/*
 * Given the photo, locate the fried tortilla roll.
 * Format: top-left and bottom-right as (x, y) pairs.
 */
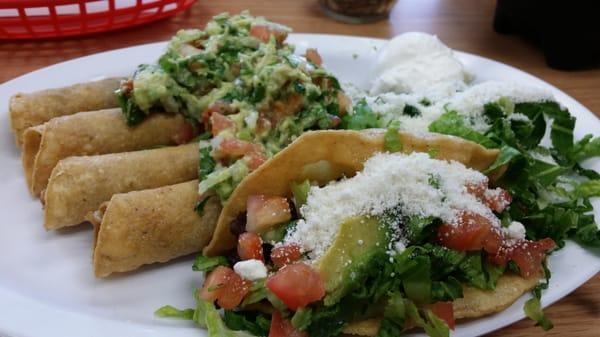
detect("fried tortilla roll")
(10, 77), (122, 147)
(23, 108), (189, 197)
(90, 181), (221, 278)
(43, 143), (199, 230)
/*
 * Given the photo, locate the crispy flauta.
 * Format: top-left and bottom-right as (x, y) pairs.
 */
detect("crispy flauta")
(10, 77), (123, 147)
(22, 108), (189, 197)
(89, 181), (221, 278)
(44, 143), (199, 230)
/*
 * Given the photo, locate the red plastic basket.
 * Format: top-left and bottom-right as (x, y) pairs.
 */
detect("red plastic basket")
(0, 0), (197, 40)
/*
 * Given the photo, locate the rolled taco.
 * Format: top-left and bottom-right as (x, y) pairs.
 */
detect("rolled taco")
(191, 129), (553, 337)
(43, 142), (199, 230)
(23, 108), (191, 197)
(10, 77), (122, 147)
(90, 181), (221, 278)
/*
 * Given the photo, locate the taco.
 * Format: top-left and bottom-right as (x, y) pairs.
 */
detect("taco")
(176, 129), (554, 337)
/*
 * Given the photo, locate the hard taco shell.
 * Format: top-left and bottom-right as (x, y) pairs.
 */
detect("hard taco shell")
(202, 129), (534, 335)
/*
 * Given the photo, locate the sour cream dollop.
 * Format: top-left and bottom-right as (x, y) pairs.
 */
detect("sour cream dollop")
(371, 32), (471, 95)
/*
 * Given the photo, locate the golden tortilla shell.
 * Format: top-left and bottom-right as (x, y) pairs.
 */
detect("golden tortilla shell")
(342, 273), (540, 335)
(202, 129), (534, 333)
(204, 129), (501, 256)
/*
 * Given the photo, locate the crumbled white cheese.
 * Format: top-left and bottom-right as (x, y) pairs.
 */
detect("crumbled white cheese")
(285, 152), (497, 261)
(233, 259), (267, 281)
(504, 221), (527, 245)
(507, 112), (530, 122)
(444, 81), (553, 132)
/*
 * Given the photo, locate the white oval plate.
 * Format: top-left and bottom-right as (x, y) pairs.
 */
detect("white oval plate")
(0, 34), (598, 337)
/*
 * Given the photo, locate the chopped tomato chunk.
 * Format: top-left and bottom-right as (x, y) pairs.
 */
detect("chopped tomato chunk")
(246, 195), (292, 233)
(266, 263), (325, 310)
(465, 181), (487, 199)
(245, 151), (267, 171)
(268, 311), (308, 337)
(201, 101), (236, 126)
(266, 93), (304, 125)
(217, 138), (261, 158)
(483, 188), (512, 213)
(271, 244), (302, 268)
(437, 211), (498, 253)
(490, 238), (555, 277)
(199, 266), (252, 309)
(305, 48), (322, 66)
(172, 122), (196, 145)
(238, 232), (264, 261)
(250, 25), (288, 45)
(210, 112), (235, 136)
(430, 301), (455, 330)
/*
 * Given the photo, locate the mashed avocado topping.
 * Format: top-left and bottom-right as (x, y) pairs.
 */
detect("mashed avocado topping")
(117, 12), (348, 200)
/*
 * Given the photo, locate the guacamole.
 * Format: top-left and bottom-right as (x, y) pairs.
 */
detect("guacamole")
(117, 12), (349, 200)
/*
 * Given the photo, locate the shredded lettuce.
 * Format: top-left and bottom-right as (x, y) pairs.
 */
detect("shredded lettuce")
(291, 307), (313, 331)
(223, 311), (271, 337)
(290, 180), (311, 211)
(192, 255), (229, 272)
(524, 297), (553, 331)
(342, 98), (381, 130)
(154, 305), (195, 320)
(384, 121), (403, 152)
(428, 110), (497, 148)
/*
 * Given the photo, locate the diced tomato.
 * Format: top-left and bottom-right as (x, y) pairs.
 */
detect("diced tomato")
(266, 263), (325, 310)
(238, 232), (264, 261)
(246, 151), (267, 171)
(271, 244), (302, 268)
(337, 92), (351, 116)
(246, 195), (292, 233)
(430, 301), (455, 330)
(268, 311), (308, 337)
(218, 138), (260, 157)
(305, 48), (323, 66)
(490, 238), (555, 277)
(201, 101), (236, 126)
(250, 25), (288, 45)
(199, 266), (252, 309)
(266, 93), (304, 125)
(437, 211), (498, 253)
(255, 117), (272, 135)
(465, 181), (487, 199)
(172, 122), (196, 145)
(120, 79), (133, 94)
(482, 188), (512, 213)
(210, 112), (235, 136)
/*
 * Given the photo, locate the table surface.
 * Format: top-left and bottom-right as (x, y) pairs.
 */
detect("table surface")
(1, 0), (598, 336)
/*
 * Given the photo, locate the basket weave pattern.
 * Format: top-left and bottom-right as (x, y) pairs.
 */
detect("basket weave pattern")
(0, 0), (197, 39)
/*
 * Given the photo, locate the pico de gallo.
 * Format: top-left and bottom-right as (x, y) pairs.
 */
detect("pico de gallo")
(117, 11), (350, 201)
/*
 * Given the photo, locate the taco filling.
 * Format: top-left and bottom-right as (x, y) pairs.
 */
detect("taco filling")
(172, 150), (554, 337)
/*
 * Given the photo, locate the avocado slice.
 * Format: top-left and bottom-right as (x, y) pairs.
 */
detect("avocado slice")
(316, 216), (389, 305)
